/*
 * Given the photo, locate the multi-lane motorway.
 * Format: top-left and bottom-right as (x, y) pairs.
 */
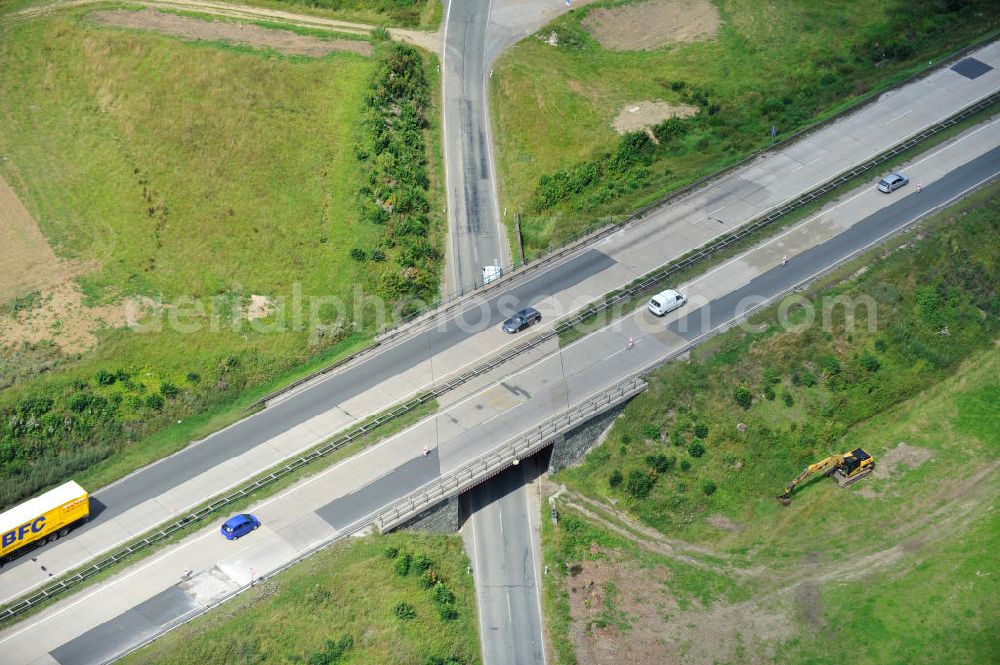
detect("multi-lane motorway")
(0, 21), (997, 665)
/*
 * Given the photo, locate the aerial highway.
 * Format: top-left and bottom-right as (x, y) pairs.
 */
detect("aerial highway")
(2, 110), (998, 662)
(0, 29), (998, 663)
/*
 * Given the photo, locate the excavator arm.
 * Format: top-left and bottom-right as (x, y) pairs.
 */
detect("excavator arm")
(777, 448), (874, 504)
(778, 455), (849, 504)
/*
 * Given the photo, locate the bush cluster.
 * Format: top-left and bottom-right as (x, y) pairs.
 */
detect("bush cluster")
(353, 43), (438, 301)
(307, 635), (353, 665)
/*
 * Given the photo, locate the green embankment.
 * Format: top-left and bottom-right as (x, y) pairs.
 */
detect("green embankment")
(542, 182), (999, 663)
(121, 533), (480, 665)
(0, 10), (444, 508)
(492, 0), (1000, 254)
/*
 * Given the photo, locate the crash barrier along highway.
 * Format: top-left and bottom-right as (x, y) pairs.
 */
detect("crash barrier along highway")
(251, 37), (1000, 411)
(37, 156), (1000, 661)
(3, 83), (998, 628)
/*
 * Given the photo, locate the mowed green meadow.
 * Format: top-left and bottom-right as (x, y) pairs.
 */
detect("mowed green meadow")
(121, 533), (481, 665)
(0, 10), (443, 505)
(0, 13), (374, 304)
(491, 0), (1000, 253)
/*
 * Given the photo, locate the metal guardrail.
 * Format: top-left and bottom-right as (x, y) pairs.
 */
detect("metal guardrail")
(3, 83), (998, 628)
(250, 37), (1000, 409)
(60, 160), (1000, 665)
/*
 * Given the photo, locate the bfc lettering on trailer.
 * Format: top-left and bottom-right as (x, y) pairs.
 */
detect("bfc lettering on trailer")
(1, 516), (46, 548)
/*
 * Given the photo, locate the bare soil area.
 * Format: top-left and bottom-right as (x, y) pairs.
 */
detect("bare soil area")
(566, 557), (792, 665)
(871, 441), (934, 480)
(612, 101), (698, 133)
(89, 8), (373, 57)
(582, 0), (721, 51)
(0, 175), (123, 353)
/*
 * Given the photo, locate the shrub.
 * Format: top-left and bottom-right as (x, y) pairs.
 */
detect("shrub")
(858, 353), (881, 372)
(394, 602), (416, 620)
(645, 454), (675, 473)
(308, 635), (354, 665)
(626, 469), (655, 499)
(733, 386), (752, 409)
(680, 459), (691, 471)
(371, 248), (387, 262)
(763, 367), (781, 385)
(414, 554), (433, 573)
(641, 423), (660, 439)
(419, 568), (439, 589)
(764, 385), (776, 400)
(608, 469), (623, 488)
(384, 546), (399, 559)
(145, 393), (164, 411)
(349, 247), (367, 261)
(693, 422), (709, 439)
(160, 382), (179, 399)
(186, 371), (201, 384)
(394, 552), (412, 576)
(433, 583), (456, 607)
(438, 605), (459, 621)
(782, 390), (795, 406)
(96, 369), (116, 386)
(818, 355), (841, 376)
(688, 442), (705, 458)
(702, 480), (717, 496)
(802, 372), (817, 387)
(670, 430), (685, 446)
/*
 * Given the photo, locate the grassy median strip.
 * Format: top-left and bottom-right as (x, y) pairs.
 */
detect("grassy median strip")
(0, 397), (438, 625)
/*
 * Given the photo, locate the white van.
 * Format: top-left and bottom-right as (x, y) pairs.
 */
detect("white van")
(648, 289), (687, 316)
(482, 264), (502, 285)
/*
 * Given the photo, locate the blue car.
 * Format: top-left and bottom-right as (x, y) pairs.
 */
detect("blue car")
(221, 513), (260, 540)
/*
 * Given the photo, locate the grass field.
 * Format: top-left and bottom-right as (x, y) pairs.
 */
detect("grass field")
(491, 0), (1000, 255)
(0, 9), (445, 508)
(541, 182), (1000, 663)
(121, 532), (480, 665)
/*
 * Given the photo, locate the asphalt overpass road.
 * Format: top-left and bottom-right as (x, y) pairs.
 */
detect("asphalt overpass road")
(4, 120), (997, 665)
(442, 0), (509, 293)
(2, 41), (997, 610)
(465, 457), (547, 665)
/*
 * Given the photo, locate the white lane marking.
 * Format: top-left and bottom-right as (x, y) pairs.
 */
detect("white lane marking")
(885, 109), (913, 124)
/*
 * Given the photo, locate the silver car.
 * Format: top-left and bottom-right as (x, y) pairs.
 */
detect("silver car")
(877, 172), (909, 193)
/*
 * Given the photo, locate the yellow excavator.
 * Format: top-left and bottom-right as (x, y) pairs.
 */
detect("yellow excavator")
(778, 448), (874, 505)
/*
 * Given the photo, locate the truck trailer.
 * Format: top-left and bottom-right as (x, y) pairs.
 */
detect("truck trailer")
(0, 481), (89, 564)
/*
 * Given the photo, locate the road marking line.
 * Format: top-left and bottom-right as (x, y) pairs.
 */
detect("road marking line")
(885, 108), (913, 124)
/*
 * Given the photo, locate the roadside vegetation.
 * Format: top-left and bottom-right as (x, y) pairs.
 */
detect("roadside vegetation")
(541, 182), (999, 662)
(0, 9), (444, 509)
(263, 0), (441, 29)
(121, 533), (479, 665)
(492, 0), (1000, 254)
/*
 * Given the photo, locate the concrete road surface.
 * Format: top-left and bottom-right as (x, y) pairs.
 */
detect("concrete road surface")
(465, 456), (547, 665)
(3, 124), (997, 664)
(2, 39), (997, 613)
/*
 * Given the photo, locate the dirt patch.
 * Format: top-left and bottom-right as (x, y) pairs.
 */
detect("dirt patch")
(582, 0), (721, 52)
(89, 9), (373, 57)
(565, 558), (793, 665)
(708, 514), (742, 532)
(0, 176), (84, 304)
(872, 442), (934, 480)
(247, 294), (273, 320)
(612, 101), (698, 133)
(0, 175), (124, 354)
(1, 282), (125, 354)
